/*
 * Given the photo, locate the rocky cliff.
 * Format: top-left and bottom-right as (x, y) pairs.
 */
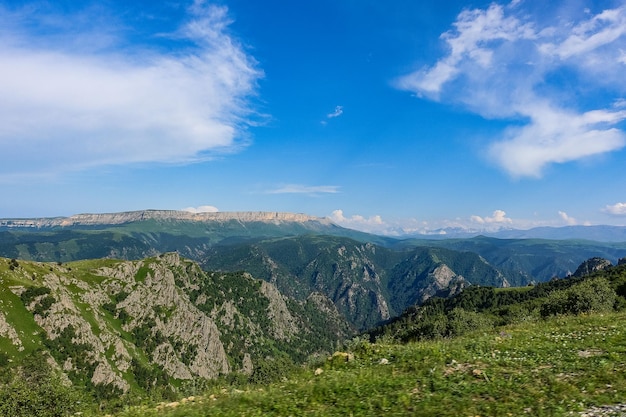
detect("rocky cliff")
(0, 254), (350, 398)
(203, 236), (510, 330)
(572, 257), (613, 277)
(0, 210), (331, 228)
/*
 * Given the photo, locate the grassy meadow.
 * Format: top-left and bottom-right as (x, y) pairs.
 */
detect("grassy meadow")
(112, 311), (626, 417)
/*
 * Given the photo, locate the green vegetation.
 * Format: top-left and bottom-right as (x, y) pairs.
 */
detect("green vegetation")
(3, 250), (626, 416)
(540, 278), (615, 317)
(398, 236), (626, 284)
(0, 254), (352, 414)
(107, 261), (626, 416)
(20, 286), (56, 317)
(108, 310), (626, 417)
(369, 264), (626, 343)
(0, 351), (87, 417)
(203, 236), (509, 330)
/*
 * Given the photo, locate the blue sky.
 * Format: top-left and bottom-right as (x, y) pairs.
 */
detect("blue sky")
(1, 0), (626, 235)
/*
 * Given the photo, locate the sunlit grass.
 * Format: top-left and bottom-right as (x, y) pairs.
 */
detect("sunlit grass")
(111, 311), (626, 417)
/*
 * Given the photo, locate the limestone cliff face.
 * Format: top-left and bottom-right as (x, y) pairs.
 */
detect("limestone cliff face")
(259, 280), (299, 340)
(106, 253), (230, 380)
(5, 254), (231, 393)
(16, 267), (131, 392)
(0, 253), (347, 396)
(299, 243), (391, 330)
(0, 309), (23, 351)
(0, 210), (330, 228)
(572, 257), (613, 278)
(419, 264), (469, 303)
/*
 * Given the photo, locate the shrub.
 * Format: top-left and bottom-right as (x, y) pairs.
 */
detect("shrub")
(0, 352), (87, 417)
(131, 358), (169, 393)
(540, 278), (616, 317)
(20, 286), (51, 306)
(446, 307), (494, 337)
(33, 295), (55, 317)
(496, 303), (539, 324)
(249, 355), (295, 385)
(345, 335), (374, 355)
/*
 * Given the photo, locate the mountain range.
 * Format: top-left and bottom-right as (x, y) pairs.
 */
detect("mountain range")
(2, 209), (626, 409)
(3, 210), (626, 241)
(2, 210), (625, 328)
(419, 224), (626, 242)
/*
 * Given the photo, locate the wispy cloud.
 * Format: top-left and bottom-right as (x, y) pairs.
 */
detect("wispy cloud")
(603, 202), (626, 216)
(327, 105), (343, 118)
(396, 2), (626, 177)
(0, 2), (262, 177)
(267, 184), (340, 195)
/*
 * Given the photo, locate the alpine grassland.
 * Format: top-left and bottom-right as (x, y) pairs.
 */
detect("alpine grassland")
(111, 310), (626, 417)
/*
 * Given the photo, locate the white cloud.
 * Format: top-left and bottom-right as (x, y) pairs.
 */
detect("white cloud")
(330, 210), (399, 235)
(489, 106), (626, 177)
(330, 209), (382, 225)
(0, 3), (261, 177)
(268, 184), (340, 195)
(329, 209), (599, 236)
(603, 202), (626, 216)
(541, 7), (626, 59)
(470, 209), (513, 225)
(396, 2), (626, 177)
(396, 3), (535, 97)
(327, 105), (344, 118)
(558, 211), (577, 225)
(181, 205), (219, 213)
(331, 209), (516, 236)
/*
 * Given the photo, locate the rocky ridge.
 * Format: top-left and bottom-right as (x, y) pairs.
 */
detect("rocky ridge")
(572, 257), (614, 278)
(203, 236), (509, 331)
(0, 254), (350, 397)
(0, 210), (330, 228)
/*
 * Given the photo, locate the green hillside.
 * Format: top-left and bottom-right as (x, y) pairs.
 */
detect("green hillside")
(111, 306), (626, 416)
(0, 213), (392, 263)
(398, 236), (626, 284)
(3, 211), (625, 286)
(0, 254), (350, 415)
(203, 235), (509, 330)
(3, 255), (626, 415)
(108, 261), (626, 416)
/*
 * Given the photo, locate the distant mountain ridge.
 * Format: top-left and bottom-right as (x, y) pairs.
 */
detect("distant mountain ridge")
(488, 225), (626, 242)
(413, 225), (626, 242)
(0, 210), (331, 228)
(1, 210), (626, 284)
(3, 210), (626, 243)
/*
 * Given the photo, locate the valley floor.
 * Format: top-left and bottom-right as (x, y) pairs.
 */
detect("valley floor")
(113, 310), (626, 417)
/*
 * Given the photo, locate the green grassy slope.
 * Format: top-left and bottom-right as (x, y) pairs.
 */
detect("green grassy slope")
(112, 310), (626, 417)
(3, 256), (626, 416)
